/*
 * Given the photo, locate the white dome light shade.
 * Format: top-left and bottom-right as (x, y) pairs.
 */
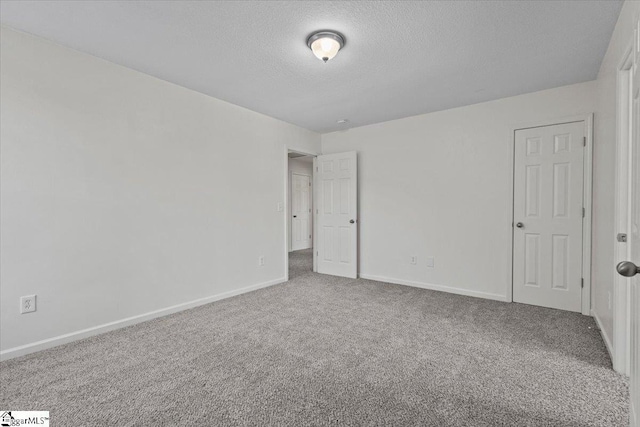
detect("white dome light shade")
(307, 31), (345, 63)
(311, 37), (340, 62)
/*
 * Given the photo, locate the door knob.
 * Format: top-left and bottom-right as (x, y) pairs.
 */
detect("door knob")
(617, 261), (640, 277)
(516, 222), (524, 228)
(349, 219), (355, 224)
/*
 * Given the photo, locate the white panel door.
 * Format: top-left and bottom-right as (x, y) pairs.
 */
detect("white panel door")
(291, 173), (312, 251)
(316, 151), (357, 278)
(513, 122), (585, 312)
(628, 20), (640, 426)
(630, 85), (640, 427)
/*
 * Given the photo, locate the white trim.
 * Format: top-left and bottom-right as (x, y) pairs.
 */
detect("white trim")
(312, 157), (318, 273)
(583, 113), (594, 316)
(284, 146), (319, 281)
(0, 277), (286, 361)
(284, 146), (290, 281)
(510, 114), (592, 132)
(360, 274), (509, 302)
(612, 42), (634, 375)
(509, 113), (594, 316)
(592, 308), (615, 362)
(506, 126), (515, 303)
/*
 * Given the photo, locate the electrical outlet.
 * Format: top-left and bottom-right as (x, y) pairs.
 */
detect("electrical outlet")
(410, 256), (417, 265)
(21, 295), (36, 314)
(258, 256), (265, 266)
(276, 202), (284, 212)
(425, 257), (435, 268)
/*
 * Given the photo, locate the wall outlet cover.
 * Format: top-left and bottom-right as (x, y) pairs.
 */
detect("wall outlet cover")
(21, 295), (37, 314)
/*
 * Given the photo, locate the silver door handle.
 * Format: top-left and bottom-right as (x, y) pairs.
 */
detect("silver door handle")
(617, 261), (640, 277)
(516, 222), (524, 228)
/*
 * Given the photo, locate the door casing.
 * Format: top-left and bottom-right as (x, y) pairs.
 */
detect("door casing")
(628, 15), (640, 425)
(613, 43), (634, 375)
(509, 114), (593, 316)
(284, 146), (319, 282)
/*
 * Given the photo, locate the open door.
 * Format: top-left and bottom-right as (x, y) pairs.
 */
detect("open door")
(630, 89), (640, 426)
(621, 19), (640, 426)
(315, 151), (357, 278)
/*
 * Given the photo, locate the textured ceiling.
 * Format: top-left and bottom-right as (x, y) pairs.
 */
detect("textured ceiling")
(0, 1), (623, 133)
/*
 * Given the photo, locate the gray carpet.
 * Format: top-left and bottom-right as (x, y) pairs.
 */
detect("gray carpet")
(289, 248), (313, 279)
(0, 250), (628, 426)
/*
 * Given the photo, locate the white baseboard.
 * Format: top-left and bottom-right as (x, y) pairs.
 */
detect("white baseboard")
(591, 308), (614, 362)
(0, 277), (286, 361)
(359, 274), (509, 302)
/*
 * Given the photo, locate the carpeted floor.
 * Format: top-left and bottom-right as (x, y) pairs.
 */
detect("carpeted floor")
(0, 249), (628, 426)
(289, 248), (313, 280)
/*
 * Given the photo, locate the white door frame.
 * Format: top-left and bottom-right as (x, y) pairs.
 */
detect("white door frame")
(613, 43), (635, 375)
(508, 113), (594, 316)
(284, 146), (318, 282)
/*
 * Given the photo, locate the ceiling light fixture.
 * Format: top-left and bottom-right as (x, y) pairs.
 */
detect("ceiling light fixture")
(307, 30), (345, 63)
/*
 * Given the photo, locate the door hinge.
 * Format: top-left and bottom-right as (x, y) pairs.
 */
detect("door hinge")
(309, 182), (311, 187)
(583, 137), (586, 147)
(316, 209), (318, 214)
(582, 207), (585, 218)
(581, 278), (584, 288)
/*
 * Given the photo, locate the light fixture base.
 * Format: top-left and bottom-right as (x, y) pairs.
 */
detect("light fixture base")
(306, 31), (346, 50)
(306, 30), (345, 62)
